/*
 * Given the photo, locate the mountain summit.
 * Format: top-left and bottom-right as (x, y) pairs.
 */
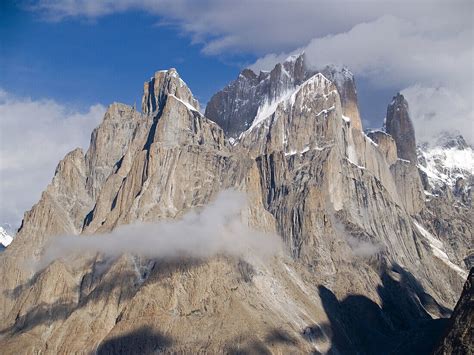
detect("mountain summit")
(205, 53), (363, 138)
(385, 93), (418, 163)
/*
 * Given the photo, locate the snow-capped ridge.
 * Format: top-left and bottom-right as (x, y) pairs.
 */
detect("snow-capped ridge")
(417, 133), (473, 194)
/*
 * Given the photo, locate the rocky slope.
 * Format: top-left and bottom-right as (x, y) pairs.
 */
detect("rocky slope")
(0, 59), (471, 354)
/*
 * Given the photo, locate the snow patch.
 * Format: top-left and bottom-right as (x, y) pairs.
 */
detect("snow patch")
(170, 94), (199, 113)
(249, 89), (296, 130)
(413, 220), (468, 279)
(418, 145), (474, 188)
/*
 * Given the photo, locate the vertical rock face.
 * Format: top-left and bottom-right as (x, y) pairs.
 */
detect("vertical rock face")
(434, 269), (473, 355)
(321, 65), (362, 131)
(0, 62), (470, 354)
(85, 103), (143, 199)
(385, 93), (418, 163)
(205, 53), (362, 138)
(367, 131), (398, 165)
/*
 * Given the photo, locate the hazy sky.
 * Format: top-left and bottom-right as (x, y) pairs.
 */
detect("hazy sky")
(1, 0), (473, 228)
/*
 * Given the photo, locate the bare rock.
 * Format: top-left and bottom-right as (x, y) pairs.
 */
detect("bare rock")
(385, 93), (418, 163)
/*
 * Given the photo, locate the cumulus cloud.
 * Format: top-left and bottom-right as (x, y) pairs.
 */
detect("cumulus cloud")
(250, 15), (473, 144)
(30, 0), (471, 54)
(0, 89), (105, 228)
(402, 85), (474, 144)
(37, 190), (283, 270)
(30, 0), (473, 144)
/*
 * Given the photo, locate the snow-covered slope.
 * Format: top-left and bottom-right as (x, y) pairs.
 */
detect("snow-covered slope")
(417, 133), (473, 201)
(244, 72), (335, 134)
(0, 226), (13, 249)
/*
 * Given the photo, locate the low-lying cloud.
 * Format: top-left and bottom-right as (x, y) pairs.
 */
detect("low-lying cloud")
(346, 236), (383, 258)
(37, 190), (283, 270)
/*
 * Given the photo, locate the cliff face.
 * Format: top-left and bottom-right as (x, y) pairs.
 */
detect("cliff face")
(0, 62), (470, 353)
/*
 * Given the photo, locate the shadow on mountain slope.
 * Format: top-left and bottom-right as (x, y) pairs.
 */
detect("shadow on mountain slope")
(1, 257), (204, 337)
(318, 264), (450, 354)
(96, 326), (173, 355)
(0, 301), (75, 335)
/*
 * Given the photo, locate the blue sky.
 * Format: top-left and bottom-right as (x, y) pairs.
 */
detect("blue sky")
(0, 1), (252, 110)
(1, 0), (472, 229)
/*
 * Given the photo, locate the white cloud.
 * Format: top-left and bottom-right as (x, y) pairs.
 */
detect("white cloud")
(30, 0), (473, 144)
(37, 190), (283, 271)
(0, 89), (105, 229)
(250, 15), (473, 144)
(31, 0), (472, 54)
(402, 85), (474, 144)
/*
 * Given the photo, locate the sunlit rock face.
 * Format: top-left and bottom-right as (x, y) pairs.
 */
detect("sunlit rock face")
(0, 60), (470, 354)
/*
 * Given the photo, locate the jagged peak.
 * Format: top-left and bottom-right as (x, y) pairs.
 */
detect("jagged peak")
(54, 148), (85, 175)
(322, 64), (355, 89)
(389, 92), (408, 108)
(385, 92), (417, 163)
(434, 131), (470, 150)
(105, 102), (136, 115)
(142, 67), (200, 115)
(239, 68), (258, 80)
(284, 51), (305, 64)
(304, 72), (333, 88)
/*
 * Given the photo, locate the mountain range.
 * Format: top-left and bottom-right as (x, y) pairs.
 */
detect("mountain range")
(0, 53), (471, 354)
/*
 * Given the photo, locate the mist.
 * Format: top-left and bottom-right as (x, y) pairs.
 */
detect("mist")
(37, 190), (283, 270)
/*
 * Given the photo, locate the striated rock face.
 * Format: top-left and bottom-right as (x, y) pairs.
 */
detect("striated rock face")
(205, 53), (362, 138)
(0, 61), (470, 353)
(434, 268), (473, 355)
(385, 93), (418, 163)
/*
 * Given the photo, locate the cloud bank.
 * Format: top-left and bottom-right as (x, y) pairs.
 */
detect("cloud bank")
(30, 0), (473, 143)
(0, 89), (105, 228)
(250, 15), (473, 144)
(38, 190), (283, 270)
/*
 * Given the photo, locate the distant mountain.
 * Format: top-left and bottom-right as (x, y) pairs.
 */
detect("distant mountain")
(0, 226), (13, 250)
(418, 132), (473, 206)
